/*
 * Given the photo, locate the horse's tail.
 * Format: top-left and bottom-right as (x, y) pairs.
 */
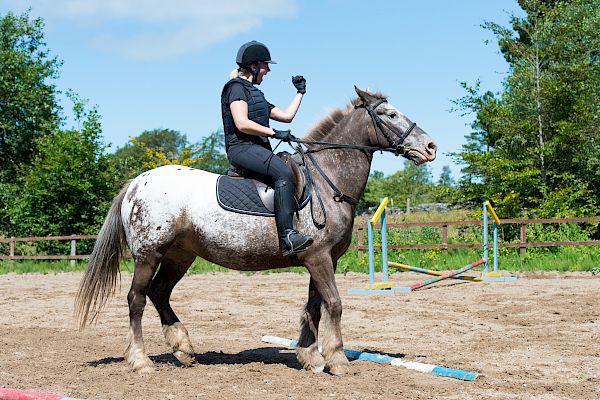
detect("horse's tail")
(74, 181), (130, 328)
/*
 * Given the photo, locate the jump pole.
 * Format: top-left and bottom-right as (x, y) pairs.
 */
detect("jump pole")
(406, 259), (486, 290)
(262, 336), (479, 381)
(349, 198), (411, 294)
(482, 201), (518, 282)
(0, 387), (81, 400)
(388, 261), (482, 281)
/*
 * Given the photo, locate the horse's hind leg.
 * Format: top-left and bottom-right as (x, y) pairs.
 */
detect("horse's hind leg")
(125, 250), (163, 373)
(296, 278), (326, 372)
(304, 256), (349, 375)
(148, 248), (196, 366)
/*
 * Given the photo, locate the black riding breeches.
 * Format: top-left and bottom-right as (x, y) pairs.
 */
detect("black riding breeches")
(227, 144), (294, 187)
(227, 144), (297, 236)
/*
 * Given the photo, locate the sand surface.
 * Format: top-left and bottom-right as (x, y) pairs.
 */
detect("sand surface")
(0, 271), (598, 399)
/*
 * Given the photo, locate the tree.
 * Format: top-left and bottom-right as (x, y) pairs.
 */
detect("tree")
(113, 128), (230, 180)
(357, 162), (435, 212)
(0, 10), (61, 181)
(112, 128), (191, 179)
(453, 0), (600, 218)
(438, 166), (455, 187)
(9, 98), (118, 238)
(192, 129), (229, 175)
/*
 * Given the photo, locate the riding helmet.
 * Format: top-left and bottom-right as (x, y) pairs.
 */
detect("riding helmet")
(236, 41), (277, 66)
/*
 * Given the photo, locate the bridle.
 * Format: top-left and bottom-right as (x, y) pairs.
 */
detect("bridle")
(281, 98), (419, 216)
(291, 98), (417, 156)
(353, 98), (416, 156)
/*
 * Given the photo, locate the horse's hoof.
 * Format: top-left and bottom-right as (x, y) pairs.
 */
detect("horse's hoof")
(296, 346), (326, 373)
(311, 363), (326, 373)
(328, 363), (349, 376)
(327, 351), (350, 376)
(173, 350), (194, 366)
(136, 365), (154, 374)
(131, 357), (154, 373)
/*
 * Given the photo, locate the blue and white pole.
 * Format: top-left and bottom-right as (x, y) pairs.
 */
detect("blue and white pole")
(262, 336), (479, 381)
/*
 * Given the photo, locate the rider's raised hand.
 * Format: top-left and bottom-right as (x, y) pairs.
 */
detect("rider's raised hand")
(292, 76), (306, 94)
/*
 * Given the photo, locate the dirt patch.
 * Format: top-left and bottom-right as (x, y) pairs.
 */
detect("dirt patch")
(0, 271), (598, 400)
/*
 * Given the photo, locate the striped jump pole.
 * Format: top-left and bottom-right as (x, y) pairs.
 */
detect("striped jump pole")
(388, 261), (482, 282)
(0, 387), (81, 400)
(262, 336), (479, 381)
(407, 259), (486, 291)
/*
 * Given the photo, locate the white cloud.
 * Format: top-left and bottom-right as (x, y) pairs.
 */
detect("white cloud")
(1, 0), (296, 60)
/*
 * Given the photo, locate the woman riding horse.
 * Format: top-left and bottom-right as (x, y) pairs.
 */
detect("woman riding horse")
(221, 40), (313, 256)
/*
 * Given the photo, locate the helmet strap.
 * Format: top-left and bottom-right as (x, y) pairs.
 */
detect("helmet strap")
(252, 63), (260, 84)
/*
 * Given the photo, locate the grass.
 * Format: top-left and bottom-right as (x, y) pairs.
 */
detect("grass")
(1, 245), (599, 276)
(2, 208), (598, 275)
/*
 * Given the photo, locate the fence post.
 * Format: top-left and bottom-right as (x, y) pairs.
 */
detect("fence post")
(9, 237), (15, 260)
(70, 236), (77, 266)
(357, 226), (365, 259)
(442, 224), (448, 251)
(520, 224), (527, 257)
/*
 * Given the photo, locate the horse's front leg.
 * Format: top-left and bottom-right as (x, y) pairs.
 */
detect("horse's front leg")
(304, 256), (349, 375)
(296, 278), (326, 372)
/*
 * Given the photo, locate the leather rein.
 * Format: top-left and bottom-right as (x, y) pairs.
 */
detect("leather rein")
(285, 99), (418, 227)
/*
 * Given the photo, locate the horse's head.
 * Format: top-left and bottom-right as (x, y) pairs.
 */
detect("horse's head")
(354, 86), (437, 165)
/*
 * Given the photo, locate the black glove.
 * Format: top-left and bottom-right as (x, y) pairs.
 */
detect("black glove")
(292, 75), (306, 94)
(272, 129), (295, 142)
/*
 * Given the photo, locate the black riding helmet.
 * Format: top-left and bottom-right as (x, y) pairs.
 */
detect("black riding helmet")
(236, 41), (276, 83)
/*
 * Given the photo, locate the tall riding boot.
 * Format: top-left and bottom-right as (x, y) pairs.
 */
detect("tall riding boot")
(274, 180), (313, 256)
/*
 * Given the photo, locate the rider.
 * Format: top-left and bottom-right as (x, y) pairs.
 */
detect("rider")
(221, 40), (313, 256)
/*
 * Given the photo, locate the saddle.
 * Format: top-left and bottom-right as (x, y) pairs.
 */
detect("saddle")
(215, 152), (311, 217)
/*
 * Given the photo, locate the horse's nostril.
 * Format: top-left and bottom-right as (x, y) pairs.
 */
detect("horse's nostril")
(427, 141), (437, 153)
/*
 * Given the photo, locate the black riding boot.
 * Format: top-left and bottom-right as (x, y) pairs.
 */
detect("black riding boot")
(274, 180), (313, 256)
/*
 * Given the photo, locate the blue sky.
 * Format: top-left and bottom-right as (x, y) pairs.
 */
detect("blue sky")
(2, 1), (525, 180)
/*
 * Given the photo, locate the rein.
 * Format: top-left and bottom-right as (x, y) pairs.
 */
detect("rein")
(280, 98), (419, 228)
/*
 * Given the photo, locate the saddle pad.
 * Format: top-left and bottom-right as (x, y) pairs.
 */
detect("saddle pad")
(216, 175), (274, 217)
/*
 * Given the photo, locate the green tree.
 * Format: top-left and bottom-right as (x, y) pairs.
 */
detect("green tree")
(192, 129), (229, 175)
(9, 98), (118, 238)
(0, 10), (61, 181)
(358, 162), (435, 212)
(112, 128), (190, 179)
(453, 0), (600, 218)
(113, 128), (230, 180)
(438, 166), (455, 187)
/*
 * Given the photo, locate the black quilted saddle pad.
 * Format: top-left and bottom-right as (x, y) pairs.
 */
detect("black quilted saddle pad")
(216, 175), (274, 217)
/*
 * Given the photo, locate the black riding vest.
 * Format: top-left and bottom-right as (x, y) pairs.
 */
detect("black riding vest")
(221, 77), (271, 151)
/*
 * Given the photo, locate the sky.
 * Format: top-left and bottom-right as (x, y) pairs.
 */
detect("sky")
(1, 0), (526, 181)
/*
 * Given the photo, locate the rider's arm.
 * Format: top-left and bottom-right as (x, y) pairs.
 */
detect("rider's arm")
(230, 100), (276, 137)
(270, 93), (303, 123)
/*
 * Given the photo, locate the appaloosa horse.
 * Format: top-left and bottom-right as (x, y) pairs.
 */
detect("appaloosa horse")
(75, 86), (437, 375)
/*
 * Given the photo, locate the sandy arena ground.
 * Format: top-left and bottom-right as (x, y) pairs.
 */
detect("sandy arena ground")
(0, 270), (598, 400)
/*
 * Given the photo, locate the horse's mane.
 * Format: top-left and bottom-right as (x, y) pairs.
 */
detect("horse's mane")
(301, 91), (387, 141)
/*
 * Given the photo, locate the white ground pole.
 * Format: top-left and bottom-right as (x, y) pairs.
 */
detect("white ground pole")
(262, 336), (478, 381)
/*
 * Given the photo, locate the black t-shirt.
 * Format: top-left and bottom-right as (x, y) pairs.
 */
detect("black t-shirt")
(222, 80), (275, 151)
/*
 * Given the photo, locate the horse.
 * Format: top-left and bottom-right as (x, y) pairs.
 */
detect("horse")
(74, 86), (437, 375)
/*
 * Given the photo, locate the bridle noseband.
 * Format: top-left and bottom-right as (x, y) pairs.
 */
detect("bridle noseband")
(354, 98), (416, 156)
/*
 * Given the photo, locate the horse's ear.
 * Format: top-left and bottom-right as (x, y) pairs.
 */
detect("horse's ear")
(354, 85), (378, 105)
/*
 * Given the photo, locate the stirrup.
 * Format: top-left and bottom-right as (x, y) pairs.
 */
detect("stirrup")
(281, 230), (314, 256)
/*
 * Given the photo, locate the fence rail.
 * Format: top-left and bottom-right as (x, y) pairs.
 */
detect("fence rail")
(1, 217), (599, 261)
(352, 217), (600, 257)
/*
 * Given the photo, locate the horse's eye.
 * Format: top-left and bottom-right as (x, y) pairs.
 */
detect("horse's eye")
(389, 113), (397, 119)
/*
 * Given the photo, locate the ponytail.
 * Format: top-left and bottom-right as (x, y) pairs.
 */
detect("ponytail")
(229, 68), (240, 80)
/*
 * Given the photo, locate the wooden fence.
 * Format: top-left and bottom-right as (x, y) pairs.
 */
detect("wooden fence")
(1, 217), (599, 261)
(353, 217), (600, 258)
